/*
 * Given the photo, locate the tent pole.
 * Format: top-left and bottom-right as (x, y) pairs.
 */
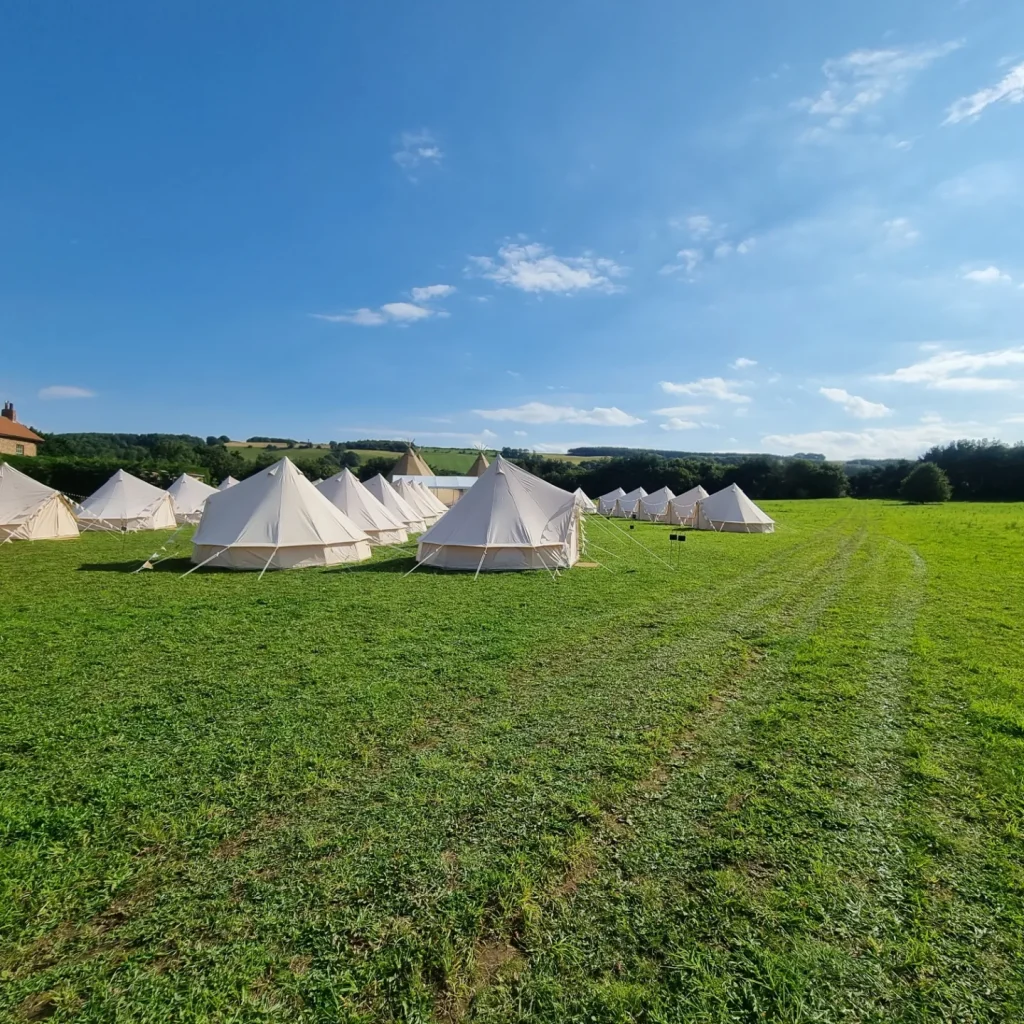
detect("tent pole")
(473, 546), (488, 581)
(181, 546), (230, 577)
(258, 544), (280, 580)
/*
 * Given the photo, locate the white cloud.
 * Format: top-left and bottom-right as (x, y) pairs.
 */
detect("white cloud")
(883, 217), (920, 245)
(676, 214), (720, 239)
(311, 308), (388, 326)
(798, 42), (961, 130)
(660, 377), (751, 403)
(506, 369), (521, 378)
(736, 237), (757, 255)
(410, 284), (455, 301)
(713, 242), (734, 259)
(380, 302), (433, 321)
(473, 402), (644, 426)
(468, 242), (627, 295)
(1004, 415), (1024, 424)
(659, 417), (700, 431)
(945, 61), (1024, 125)
(311, 300), (437, 326)
(38, 385), (95, 399)
(653, 404), (711, 416)
(393, 129), (444, 176)
(962, 266), (1012, 284)
(730, 357), (757, 369)
(763, 420), (989, 460)
(513, 430), (528, 436)
(659, 249), (702, 276)
(819, 386), (892, 419)
(877, 346), (1024, 391)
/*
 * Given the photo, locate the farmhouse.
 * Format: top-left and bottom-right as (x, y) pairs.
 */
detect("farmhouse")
(0, 403), (43, 457)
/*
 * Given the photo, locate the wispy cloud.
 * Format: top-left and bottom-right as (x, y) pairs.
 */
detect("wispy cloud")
(945, 61), (1024, 125)
(883, 217), (919, 246)
(653, 404), (711, 416)
(468, 242), (627, 295)
(393, 129), (444, 178)
(819, 386), (892, 419)
(730, 357), (757, 369)
(473, 402), (644, 426)
(410, 284), (455, 301)
(763, 419), (989, 460)
(962, 266), (1012, 284)
(659, 417), (700, 431)
(797, 42), (961, 132)
(659, 377), (751, 403)
(38, 385), (95, 399)
(877, 345), (1024, 391)
(311, 301), (437, 326)
(672, 214), (721, 239)
(659, 249), (702, 277)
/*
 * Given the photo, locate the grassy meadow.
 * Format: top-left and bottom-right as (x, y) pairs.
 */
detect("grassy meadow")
(2, 500), (1023, 1022)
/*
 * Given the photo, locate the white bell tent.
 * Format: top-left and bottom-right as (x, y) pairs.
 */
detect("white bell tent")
(695, 483), (775, 533)
(77, 469), (177, 532)
(0, 463), (79, 542)
(573, 487), (597, 513)
(636, 486), (675, 522)
(666, 485), (709, 526)
(610, 487), (647, 518)
(597, 487), (625, 515)
(217, 476), (239, 491)
(316, 469), (408, 545)
(363, 474), (426, 532)
(167, 473), (219, 525)
(393, 479), (442, 525)
(191, 458), (371, 571)
(416, 456), (580, 572)
(412, 481), (449, 516)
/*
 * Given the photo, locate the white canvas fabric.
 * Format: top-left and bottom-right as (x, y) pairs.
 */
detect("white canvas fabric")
(597, 487), (625, 515)
(364, 474), (426, 532)
(393, 479), (442, 525)
(217, 476), (239, 491)
(666, 485), (709, 526)
(573, 487), (597, 512)
(0, 463), (79, 541)
(78, 469), (178, 532)
(316, 469), (409, 545)
(416, 456), (579, 572)
(167, 473), (219, 525)
(412, 481), (448, 515)
(609, 487), (647, 518)
(636, 486), (675, 522)
(695, 483), (775, 533)
(191, 458), (372, 570)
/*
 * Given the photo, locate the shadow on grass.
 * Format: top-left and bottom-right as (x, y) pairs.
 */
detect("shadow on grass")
(329, 556), (419, 574)
(77, 558), (196, 573)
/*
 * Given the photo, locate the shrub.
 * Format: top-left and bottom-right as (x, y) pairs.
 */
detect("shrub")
(900, 462), (952, 504)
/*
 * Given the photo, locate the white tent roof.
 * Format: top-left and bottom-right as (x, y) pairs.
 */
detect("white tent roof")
(168, 473), (219, 517)
(697, 483), (774, 526)
(79, 470), (173, 522)
(316, 469), (407, 533)
(363, 474), (426, 530)
(0, 463), (77, 535)
(573, 487), (597, 511)
(394, 479), (441, 520)
(218, 476), (239, 491)
(621, 487), (648, 502)
(599, 487), (626, 502)
(641, 486), (675, 506)
(672, 484), (709, 507)
(418, 456), (576, 550)
(412, 480), (448, 514)
(194, 458), (369, 550)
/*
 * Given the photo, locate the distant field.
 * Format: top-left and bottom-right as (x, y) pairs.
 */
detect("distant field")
(3, 501), (1024, 1020)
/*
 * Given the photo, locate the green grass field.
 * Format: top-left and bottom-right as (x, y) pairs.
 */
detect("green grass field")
(2, 500), (1023, 1022)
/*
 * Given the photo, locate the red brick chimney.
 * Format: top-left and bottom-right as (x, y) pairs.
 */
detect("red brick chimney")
(1, 402), (14, 422)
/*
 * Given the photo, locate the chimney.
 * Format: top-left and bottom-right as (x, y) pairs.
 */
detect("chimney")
(1, 402), (14, 421)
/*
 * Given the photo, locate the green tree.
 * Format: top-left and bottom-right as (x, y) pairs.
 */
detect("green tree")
(900, 462), (952, 503)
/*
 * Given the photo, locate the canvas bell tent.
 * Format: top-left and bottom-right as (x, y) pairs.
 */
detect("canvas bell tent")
(695, 483), (775, 533)
(636, 486), (675, 522)
(610, 487), (647, 518)
(412, 481), (448, 515)
(0, 463), (79, 542)
(77, 469), (177, 532)
(393, 479), (442, 525)
(416, 456), (580, 572)
(667, 485), (709, 526)
(217, 476), (239, 491)
(597, 487), (625, 515)
(167, 473), (219, 525)
(191, 458), (371, 571)
(316, 469), (408, 545)
(364, 474), (426, 532)
(573, 487), (597, 513)
(389, 446), (433, 479)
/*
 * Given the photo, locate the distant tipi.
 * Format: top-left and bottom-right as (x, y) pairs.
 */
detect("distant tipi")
(389, 446), (433, 479)
(467, 451), (490, 477)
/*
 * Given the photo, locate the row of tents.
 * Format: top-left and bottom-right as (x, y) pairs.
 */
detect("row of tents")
(0, 456), (773, 571)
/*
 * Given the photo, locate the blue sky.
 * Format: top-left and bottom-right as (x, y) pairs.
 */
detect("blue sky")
(3, 0), (1024, 459)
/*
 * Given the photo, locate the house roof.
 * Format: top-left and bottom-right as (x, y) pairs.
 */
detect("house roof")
(0, 419), (43, 443)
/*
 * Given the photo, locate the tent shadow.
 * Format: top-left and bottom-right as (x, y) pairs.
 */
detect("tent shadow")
(329, 556), (419, 574)
(77, 557), (195, 574)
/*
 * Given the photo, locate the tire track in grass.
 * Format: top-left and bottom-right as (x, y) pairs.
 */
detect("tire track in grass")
(2, 514), (865, 1022)
(472, 531), (926, 1023)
